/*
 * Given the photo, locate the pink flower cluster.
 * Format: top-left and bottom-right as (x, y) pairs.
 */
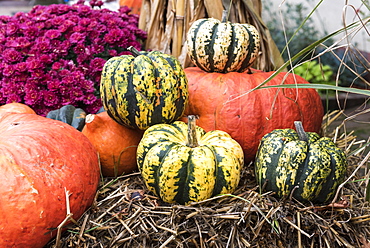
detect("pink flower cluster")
(0, 2), (146, 115)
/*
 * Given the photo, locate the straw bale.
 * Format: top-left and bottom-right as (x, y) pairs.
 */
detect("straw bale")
(45, 111), (370, 248)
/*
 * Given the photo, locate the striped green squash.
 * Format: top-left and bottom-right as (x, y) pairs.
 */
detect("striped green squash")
(186, 11), (260, 73)
(255, 121), (347, 204)
(46, 105), (86, 131)
(100, 47), (188, 130)
(137, 115), (244, 205)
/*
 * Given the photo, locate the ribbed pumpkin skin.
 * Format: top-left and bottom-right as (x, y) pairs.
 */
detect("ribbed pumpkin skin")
(0, 102), (36, 115)
(137, 121), (244, 205)
(0, 113), (100, 248)
(100, 50), (189, 130)
(82, 112), (144, 177)
(255, 128), (347, 204)
(186, 18), (260, 73)
(183, 67), (324, 163)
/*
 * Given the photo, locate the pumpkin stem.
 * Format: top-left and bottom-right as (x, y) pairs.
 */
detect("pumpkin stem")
(294, 121), (308, 142)
(221, 10), (228, 22)
(127, 46), (141, 57)
(187, 115), (199, 148)
(221, 0), (233, 22)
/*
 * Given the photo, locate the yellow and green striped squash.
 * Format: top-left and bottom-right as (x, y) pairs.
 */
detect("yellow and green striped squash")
(137, 119), (244, 205)
(186, 15), (260, 73)
(255, 122), (347, 204)
(100, 48), (189, 130)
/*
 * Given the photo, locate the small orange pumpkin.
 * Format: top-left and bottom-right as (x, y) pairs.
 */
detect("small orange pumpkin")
(82, 111), (144, 177)
(0, 102), (36, 115)
(119, 0), (142, 15)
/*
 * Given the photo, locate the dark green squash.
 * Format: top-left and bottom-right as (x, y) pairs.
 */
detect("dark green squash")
(255, 121), (347, 204)
(46, 105), (86, 131)
(186, 10), (260, 73)
(100, 46), (189, 130)
(136, 115), (244, 205)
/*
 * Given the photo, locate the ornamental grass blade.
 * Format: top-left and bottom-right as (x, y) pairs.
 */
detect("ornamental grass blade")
(238, 17), (369, 97)
(280, 0), (326, 57)
(258, 83), (370, 97)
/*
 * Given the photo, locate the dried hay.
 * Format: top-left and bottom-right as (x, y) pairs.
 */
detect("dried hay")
(138, 0), (285, 72)
(45, 110), (370, 248)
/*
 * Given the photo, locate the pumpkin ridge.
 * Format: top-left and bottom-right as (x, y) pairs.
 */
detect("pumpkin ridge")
(142, 141), (178, 197)
(238, 25), (257, 72)
(107, 58), (123, 120)
(174, 148), (193, 205)
(158, 145), (193, 204)
(296, 143), (331, 201)
(132, 55), (157, 129)
(168, 57), (189, 122)
(186, 146), (216, 203)
(313, 139), (347, 202)
(207, 23), (219, 72)
(189, 19), (210, 72)
(205, 144), (230, 196)
(223, 23), (237, 73)
(149, 56), (166, 125)
(122, 61), (138, 128)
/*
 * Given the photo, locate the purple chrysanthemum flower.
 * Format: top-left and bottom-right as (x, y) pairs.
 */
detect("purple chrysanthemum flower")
(0, 1), (147, 116)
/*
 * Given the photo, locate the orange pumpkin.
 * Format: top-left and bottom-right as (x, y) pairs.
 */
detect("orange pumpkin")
(0, 102), (36, 115)
(82, 111), (144, 177)
(183, 67), (324, 163)
(0, 112), (100, 248)
(120, 0), (142, 15)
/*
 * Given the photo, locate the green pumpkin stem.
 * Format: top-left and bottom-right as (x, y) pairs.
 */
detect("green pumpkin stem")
(187, 115), (199, 148)
(127, 46), (141, 57)
(294, 121), (308, 142)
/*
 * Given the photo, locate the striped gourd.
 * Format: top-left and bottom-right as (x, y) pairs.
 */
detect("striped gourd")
(100, 47), (188, 130)
(255, 121), (347, 204)
(186, 11), (260, 73)
(137, 115), (244, 205)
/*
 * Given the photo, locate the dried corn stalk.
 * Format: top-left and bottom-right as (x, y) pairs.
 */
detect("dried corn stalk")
(139, 0), (284, 71)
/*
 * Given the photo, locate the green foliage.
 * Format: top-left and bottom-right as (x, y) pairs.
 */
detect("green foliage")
(294, 60), (337, 95)
(294, 61), (333, 84)
(262, 0), (369, 89)
(262, 0), (324, 64)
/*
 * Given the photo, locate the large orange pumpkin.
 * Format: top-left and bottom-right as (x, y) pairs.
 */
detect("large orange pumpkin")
(82, 111), (144, 177)
(0, 113), (100, 248)
(0, 102), (36, 115)
(183, 67), (324, 163)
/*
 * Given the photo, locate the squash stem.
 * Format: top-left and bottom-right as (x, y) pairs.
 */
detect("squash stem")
(294, 121), (308, 142)
(127, 46), (141, 57)
(221, 0), (233, 22)
(221, 10), (228, 22)
(187, 115), (199, 148)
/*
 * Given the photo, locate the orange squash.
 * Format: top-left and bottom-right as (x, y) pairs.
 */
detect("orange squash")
(0, 102), (36, 115)
(82, 111), (144, 177)
(183, 67), (324, 163)
(119, 0), (142, 15)
(0, 112), (100, 248)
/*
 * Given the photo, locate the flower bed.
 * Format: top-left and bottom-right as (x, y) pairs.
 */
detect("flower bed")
(0, 1), (146, 115)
